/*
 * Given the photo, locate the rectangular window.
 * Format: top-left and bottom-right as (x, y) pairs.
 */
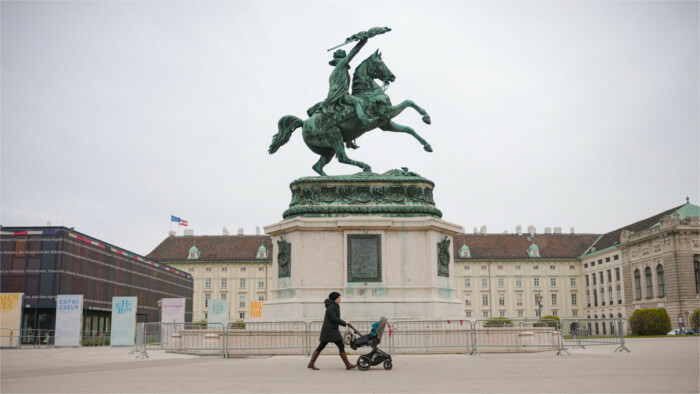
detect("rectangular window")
(607, 270), (612, 282)
(483, 311), (489, 318)
(222, 267), (227, 272)
(534, 265), (539, 270)
(517, 310), (523, 317)
(552, 310), (558, 317)
(258, 280), (265, 288)
(571, 293), (577, 305)
(206, 267), (212, 272)
(499, 310), (506, 317)
(614, 255), (619, 261)
(550, 278), (557, 286)
(464, 265), (470, 271)
(572, 310), (578, 317)
(497, 265), (503, 270)
(498, 278), (504, 287)
(240, 278), (246, 288)
(482, 294), (488, 306)
(241, 266), (246, 272)
(570, 277), (576, 286)
(605, 257), (610, 263)
(516, 278), (522, 287)
(598, 259), (602, 265)
(205, 278), (211, 289)
(569, 265), (575, 270)
(591, 261), (595, 267)
(258, 295), (265, 301)
(586, 275), (590, 286)
(551, 294), (557, 306)
(499, 293), (505, 306)
(465, 311), (472, 317)
(239, 312), (245, 319)
(593, 275), (596, 285)
(517, 293), (523, 306)
(205, 293), (211, 307)
(464, 278), (471, 287)
(481, 265), (487, 270)
(465, 294), (472, 306)
(221, 293), (227, 300)
(584, 263), (588, 268)
(550, 265), (555, 270)
(221, 278), (227, 288)
(515, 265), (521, 270)
(259, 266), (265, 271)
(482, 278), (488, 287)
(615, 268), (620, 281)
(599, 272), (604, 284)
(239, 295), (246, 308)
(534, 277), (540, 287)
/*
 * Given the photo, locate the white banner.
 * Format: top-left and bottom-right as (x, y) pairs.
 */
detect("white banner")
(111, 297), (137, 346)
(0, 293), (23, 348)
(55, 295), (83, 347)
(161, 298), (185, 323)
(208, 300), (229, 327)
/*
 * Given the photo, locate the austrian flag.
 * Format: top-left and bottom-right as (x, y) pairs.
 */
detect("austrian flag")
(171, 215), (188, 227)
(179, 220), (188, 227)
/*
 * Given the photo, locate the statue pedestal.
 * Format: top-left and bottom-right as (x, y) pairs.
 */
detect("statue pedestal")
(262, 172), (464, 321)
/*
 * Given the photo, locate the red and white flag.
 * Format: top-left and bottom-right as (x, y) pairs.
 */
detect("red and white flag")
(179, 220), (188, 227)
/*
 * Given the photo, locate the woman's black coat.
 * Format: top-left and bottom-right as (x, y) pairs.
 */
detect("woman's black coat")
(319, 298), (346, 342)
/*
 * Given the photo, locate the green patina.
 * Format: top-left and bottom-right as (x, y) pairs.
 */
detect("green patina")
(269, 27), (433, 176)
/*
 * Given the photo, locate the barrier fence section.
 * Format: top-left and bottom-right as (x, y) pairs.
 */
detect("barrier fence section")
(559, 318), (629, 352)
(390, 320), (471, 355)
(471, 319), (565, 355)
(225, 321), (308, 357)
(138, 322), (227, 358)
(20, 329), (54, 348)
(0, 328), (21, 348)
(80, 331), (111, 346)
(309, 320), (384, 356)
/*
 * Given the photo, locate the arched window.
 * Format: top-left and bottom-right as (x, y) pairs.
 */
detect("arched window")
(609, 314), (615, 335)
(634, 269), (641, 300)
(645, 267), (653, 298)
(593, 289), (598, 307)
(656, 264), (665, 297)
(586, 290), (591, 307)
(616, 285), (622, 304)
(608, 286), (613, 304)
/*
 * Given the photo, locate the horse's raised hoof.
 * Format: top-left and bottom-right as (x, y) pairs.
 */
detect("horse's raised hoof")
(424, 144), (433, 152)
(422, 115), (431, 125)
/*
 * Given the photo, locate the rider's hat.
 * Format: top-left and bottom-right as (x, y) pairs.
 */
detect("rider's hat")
(329, 49), (346, 66)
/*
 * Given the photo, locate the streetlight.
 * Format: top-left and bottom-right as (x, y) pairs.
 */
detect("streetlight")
(535, 294), (543, 322)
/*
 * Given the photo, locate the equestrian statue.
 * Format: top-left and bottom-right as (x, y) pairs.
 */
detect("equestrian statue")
(268, 27), (433, 176)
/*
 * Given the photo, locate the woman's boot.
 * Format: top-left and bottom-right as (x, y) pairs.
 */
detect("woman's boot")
(307, 350), (320, 370)
(340, 353), (356, 370)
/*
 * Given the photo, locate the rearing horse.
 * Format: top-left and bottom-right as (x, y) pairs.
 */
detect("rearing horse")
(269, 50), (432, 176)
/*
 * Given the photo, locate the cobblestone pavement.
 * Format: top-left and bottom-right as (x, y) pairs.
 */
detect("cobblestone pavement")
(1, 337), (698, 393)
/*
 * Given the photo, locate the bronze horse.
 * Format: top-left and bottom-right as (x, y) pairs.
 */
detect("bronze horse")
(269, 51), (432, 176)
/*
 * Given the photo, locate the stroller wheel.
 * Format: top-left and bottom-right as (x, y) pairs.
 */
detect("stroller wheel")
(357, 356), (371, 371)
(383, 359), (393, 370)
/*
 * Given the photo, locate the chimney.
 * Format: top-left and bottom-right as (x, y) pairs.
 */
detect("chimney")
(554, 227), (562, 234)
(168, 230), (176, 237)
(222, 227), (229, 236)
(255, 226), (261, 235)
(480, 225), (487, 235)
(473, 227), (478, 234)
(184, 229), (194, 236)
(570, 227), (575, 234)
(47, 221), (52, 226)
(545, 227), (552, 234)
(528, 225), (536, 236)
(516, 225), (522, 236)
(237, 228), (244, 235)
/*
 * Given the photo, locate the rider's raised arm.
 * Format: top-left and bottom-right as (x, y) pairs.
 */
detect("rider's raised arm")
(340, 38), (368, 67)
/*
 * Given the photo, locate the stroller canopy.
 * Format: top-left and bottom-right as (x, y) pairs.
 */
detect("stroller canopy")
(374, 317), (388, 342)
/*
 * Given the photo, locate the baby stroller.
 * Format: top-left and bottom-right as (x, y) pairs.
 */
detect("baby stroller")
(345, 317), (392, 371)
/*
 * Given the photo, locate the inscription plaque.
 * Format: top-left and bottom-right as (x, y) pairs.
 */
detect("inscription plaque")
(347, 234), (382, 282)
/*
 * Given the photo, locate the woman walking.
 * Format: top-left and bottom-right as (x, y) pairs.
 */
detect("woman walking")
(307, 292), (356, 370)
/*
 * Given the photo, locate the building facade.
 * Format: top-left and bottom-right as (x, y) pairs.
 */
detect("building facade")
(146, 232), (273, 322)
(0, 226), (193, 332)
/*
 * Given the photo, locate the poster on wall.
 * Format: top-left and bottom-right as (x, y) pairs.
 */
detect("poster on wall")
(111, 296), (137, 347)
(160, 298), (185, 346)
(208, 300), (229, 327)
(0, 293), (23, 348)
(55, 294), (83, 347)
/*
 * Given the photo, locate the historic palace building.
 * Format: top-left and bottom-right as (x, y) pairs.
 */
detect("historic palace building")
(146, 230), (273, 322)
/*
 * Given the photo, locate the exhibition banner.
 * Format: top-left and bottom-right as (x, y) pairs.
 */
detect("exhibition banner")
(111, 297), (137, 346)
(208, 300), (229, 326)
(0, 293), (23, 347)
(161, 298), (185, 346)
(55, 294), (83, 347)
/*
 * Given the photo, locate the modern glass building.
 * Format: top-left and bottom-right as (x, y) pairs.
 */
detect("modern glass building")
(0, 226), (193, 333)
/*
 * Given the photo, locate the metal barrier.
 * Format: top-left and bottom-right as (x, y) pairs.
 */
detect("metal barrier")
(226, 321), (308, 357)
(390, 320), (471, 355)
(309, 320), (387, 355)
(559, 318), (630, 352)
(19, 329), (54, 348)
(472, 319), (565, 355)
(140, 322), (227, 358)
(80, 331), (111, 346)
(0, 328), (21, 348)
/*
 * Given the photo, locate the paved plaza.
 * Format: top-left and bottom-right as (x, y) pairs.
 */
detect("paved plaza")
(1, 337), (698, 393)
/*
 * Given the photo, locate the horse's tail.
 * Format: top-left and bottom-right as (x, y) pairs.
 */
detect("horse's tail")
(269, 115), (304, 154)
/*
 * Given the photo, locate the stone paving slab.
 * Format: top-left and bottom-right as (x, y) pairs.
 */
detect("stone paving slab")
(1, 337), (698, 393)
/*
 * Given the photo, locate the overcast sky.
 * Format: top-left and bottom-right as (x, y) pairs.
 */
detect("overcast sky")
(2, 1), (698, 256)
